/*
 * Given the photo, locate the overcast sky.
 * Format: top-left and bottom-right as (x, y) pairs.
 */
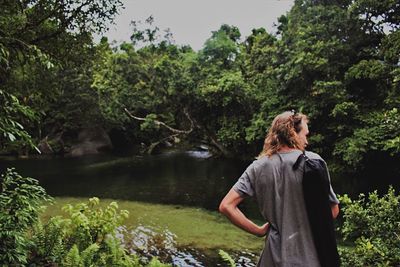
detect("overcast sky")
(98, 0), (294, 50)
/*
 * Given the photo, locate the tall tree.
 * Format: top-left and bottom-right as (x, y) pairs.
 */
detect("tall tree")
(0, 0), (123, 153)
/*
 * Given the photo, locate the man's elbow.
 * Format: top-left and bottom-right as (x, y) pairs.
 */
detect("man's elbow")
(219, 201), (228, 215)
(219, 189), (241, 216)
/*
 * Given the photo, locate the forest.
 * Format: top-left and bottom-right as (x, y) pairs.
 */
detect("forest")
(0, 0), (399, 266)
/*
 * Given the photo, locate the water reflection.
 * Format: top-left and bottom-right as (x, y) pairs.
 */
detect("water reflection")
(0, 151), (260, 217)
(117, 224), (257, 267)
(1, 150), (397, 217)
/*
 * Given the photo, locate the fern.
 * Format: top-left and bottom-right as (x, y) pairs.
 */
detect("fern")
(100, 236), (141, 267)
(0, 169), (52, 265)
(146, 257), (172, 267)
(30, 216), (66, 264)
(219, 249), (236, 267)
(29, 198), (142, 266)
(64, 245), (81, 267)
(81, 243), (100, 266)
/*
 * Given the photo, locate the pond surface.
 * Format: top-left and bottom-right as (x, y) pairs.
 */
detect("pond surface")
(0, 150), (260, 216)
(0, 150), (398, 216)
(0, 150), (263, 266)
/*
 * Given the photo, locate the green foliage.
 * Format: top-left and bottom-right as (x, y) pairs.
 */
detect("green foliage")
(0, 0), (124, 155)
(29, 197), (171, 266)
(0, 168), (172, 267)
(331, 101), (359, 118)
(0, 89), (39, 152)
(140, 114), (161, 131)
(90, 0), (399, 167)
(61, 197), (129, 251)
(201, 24), (241, 68)
(339, 188), (400, 266)
(218, 249), (236, 267)
(130, 16), (174, 47)
(1, 0), (399, 174)
(63, 243), (99, 267)
(0, 168), (52, 265)
(146, 258), (172, 267)
(30, 216), (66, 265)
(334, 108), (400, 167)
(240, 0), (400, 173)
(346, 60), (388, 81)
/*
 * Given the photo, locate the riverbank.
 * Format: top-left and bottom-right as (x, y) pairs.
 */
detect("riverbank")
(42, 197), (263, 265)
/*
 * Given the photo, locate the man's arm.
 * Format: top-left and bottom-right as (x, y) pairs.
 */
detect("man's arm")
(331, 203), (339, 219)
(219, 189), (269, 237)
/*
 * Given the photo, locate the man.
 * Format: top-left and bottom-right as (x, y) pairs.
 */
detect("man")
(219, 111), (339, 266)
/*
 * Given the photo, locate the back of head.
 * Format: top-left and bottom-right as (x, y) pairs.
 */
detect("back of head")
(259, 111), (308, 157)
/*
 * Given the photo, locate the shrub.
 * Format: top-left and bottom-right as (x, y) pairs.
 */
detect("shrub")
(0, 168), (51, 265)
(61, 197), (129, 251)
(30, 198), (139, 266)
(339, 187), (400, 266)
(29, 216), (67, 265)
(30, 198), (170, 267)
(0, 168), (175, 267)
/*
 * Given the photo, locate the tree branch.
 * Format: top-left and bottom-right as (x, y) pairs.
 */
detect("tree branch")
(124, 108), (193, 134)
(145, 133), (180, 154)
(31, 0), (92, 44)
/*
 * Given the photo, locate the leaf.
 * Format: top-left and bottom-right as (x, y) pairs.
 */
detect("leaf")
(218, 249), (236, 267)
(7, 132), (16, 142)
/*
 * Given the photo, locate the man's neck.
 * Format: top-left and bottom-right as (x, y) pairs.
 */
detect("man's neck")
(278, 146), (297, 153)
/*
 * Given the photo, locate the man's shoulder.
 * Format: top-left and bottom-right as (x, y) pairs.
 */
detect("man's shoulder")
(305, 151), (325, 161)
(251, 154), (280, 169)
(252, 151), (324, 169)
(251, 156), (270, 170)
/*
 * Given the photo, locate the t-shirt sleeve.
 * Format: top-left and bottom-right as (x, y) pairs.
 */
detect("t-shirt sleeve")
(323, 161), (340, 204)
(328, 184), (339, 204)
(232, 162), (257, 198)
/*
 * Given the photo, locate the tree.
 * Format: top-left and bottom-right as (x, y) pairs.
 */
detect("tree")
(242, 0), (400, 174)
(0, 0), (123, 153)
(200, 24), (241, 69)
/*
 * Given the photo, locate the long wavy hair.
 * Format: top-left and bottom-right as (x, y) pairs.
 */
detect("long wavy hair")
(259, 111), (308, 157)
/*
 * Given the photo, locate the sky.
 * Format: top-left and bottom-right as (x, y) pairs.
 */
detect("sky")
(98, 0), (295, 50)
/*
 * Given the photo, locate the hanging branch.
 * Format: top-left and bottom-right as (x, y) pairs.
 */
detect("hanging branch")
(124, 108), (194, 134)
(124, 107), (195, 154)
(124, 107), (232, 157)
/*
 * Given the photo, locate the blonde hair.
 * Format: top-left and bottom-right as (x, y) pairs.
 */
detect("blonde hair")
(259, 111), (308, 157)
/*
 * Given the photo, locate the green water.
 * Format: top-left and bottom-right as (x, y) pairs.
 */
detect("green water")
(0, 150), (262, 217)
(1, 149), (398, 216)
(1, 149), (398, 215)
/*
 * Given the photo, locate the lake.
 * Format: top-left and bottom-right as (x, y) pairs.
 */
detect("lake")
(1, 149), (398, 217)
(0, 150), (261, 217)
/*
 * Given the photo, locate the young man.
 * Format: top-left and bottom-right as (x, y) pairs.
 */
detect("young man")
(219, 111), (339, 266)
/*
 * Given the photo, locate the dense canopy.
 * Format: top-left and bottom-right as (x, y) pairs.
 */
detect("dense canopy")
(1, 0), (399, 179)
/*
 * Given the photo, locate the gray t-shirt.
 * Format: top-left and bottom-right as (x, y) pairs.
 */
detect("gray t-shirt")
(233, 150), (339, 267)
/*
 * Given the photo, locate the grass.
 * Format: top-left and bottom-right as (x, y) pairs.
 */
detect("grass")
(42, 197), (264, 253)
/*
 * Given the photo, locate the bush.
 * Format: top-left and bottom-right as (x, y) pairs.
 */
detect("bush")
(61, 197), (129, 251)
(29, 216), (66, 265)
(0, 168), (51, 265)
(29, 198), (138, 266)
(29, 198), (170, 267)
(339, 187), (400, 266)
(0, 168), (174, 267)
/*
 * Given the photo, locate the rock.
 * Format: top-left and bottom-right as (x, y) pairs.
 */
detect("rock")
(198, 144), (210, 151)
(69, 127), (113, 157)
